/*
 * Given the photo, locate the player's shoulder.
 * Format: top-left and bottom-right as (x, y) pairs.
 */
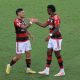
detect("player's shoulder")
(14, 18), (19, 23)
(53, 14), (60, 20)
(14, 18), (18, 21)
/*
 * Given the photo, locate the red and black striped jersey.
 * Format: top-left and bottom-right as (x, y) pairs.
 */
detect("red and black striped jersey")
(14, 18), (29, 42)
(47, 14), (62, 39)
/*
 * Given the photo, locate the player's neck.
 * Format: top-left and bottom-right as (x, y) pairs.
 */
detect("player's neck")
(51, 12), (56, 16)
(17, 16), (23, 20)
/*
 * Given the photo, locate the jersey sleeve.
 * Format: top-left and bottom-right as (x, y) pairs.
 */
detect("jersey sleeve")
(14, 19), (22, 27)
(54, 15), (60, 27)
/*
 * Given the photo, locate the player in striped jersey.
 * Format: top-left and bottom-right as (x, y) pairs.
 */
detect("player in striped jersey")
(35, 5), (65, 76)
(6, 8), (37, 74)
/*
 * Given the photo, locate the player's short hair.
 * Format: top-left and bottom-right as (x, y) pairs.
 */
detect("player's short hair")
(47, 5), (56, 12)
(16, 8), (23, 15)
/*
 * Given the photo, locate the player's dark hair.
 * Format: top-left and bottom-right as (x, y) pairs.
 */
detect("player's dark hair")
(16, 8), (23, 15)
(47, 5), (56, 12)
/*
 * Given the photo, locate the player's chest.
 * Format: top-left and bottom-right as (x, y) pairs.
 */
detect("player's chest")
(18, 20), (26, 32)
(48, 18), (55, 29)
(20, 20), (26, 25)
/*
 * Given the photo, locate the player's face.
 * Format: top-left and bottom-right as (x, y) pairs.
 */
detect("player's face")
(47, 8), (52, 15)
(18, 11), (25, 18)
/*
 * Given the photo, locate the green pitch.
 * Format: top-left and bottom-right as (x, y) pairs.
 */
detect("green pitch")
(0, 0), (80, 80)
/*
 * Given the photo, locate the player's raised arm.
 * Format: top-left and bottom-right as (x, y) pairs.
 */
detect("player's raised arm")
(36, 21), (49, 28)
(29, 18), (48, 28)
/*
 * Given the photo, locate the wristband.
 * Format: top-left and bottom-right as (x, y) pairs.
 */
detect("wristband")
(49, 33), (53, 36)
(30, 21), (32, 24)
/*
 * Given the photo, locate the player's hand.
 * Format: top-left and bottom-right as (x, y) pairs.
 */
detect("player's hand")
(30, 18), (38, 23)
(30, 35), (34, 41)
(45, 35), (50, 42)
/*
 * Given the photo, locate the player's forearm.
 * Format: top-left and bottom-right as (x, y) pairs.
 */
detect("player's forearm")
(26, 23), (31, 28)
(50, 27), (59, 36)
(26, 21), (33, 28)
(36, 22), (46, 28)
(26, 30), (31, 37)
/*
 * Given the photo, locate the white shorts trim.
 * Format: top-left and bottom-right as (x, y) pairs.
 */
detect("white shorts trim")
(16, 40), (32, 54)
(48, 38), (62, 51)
